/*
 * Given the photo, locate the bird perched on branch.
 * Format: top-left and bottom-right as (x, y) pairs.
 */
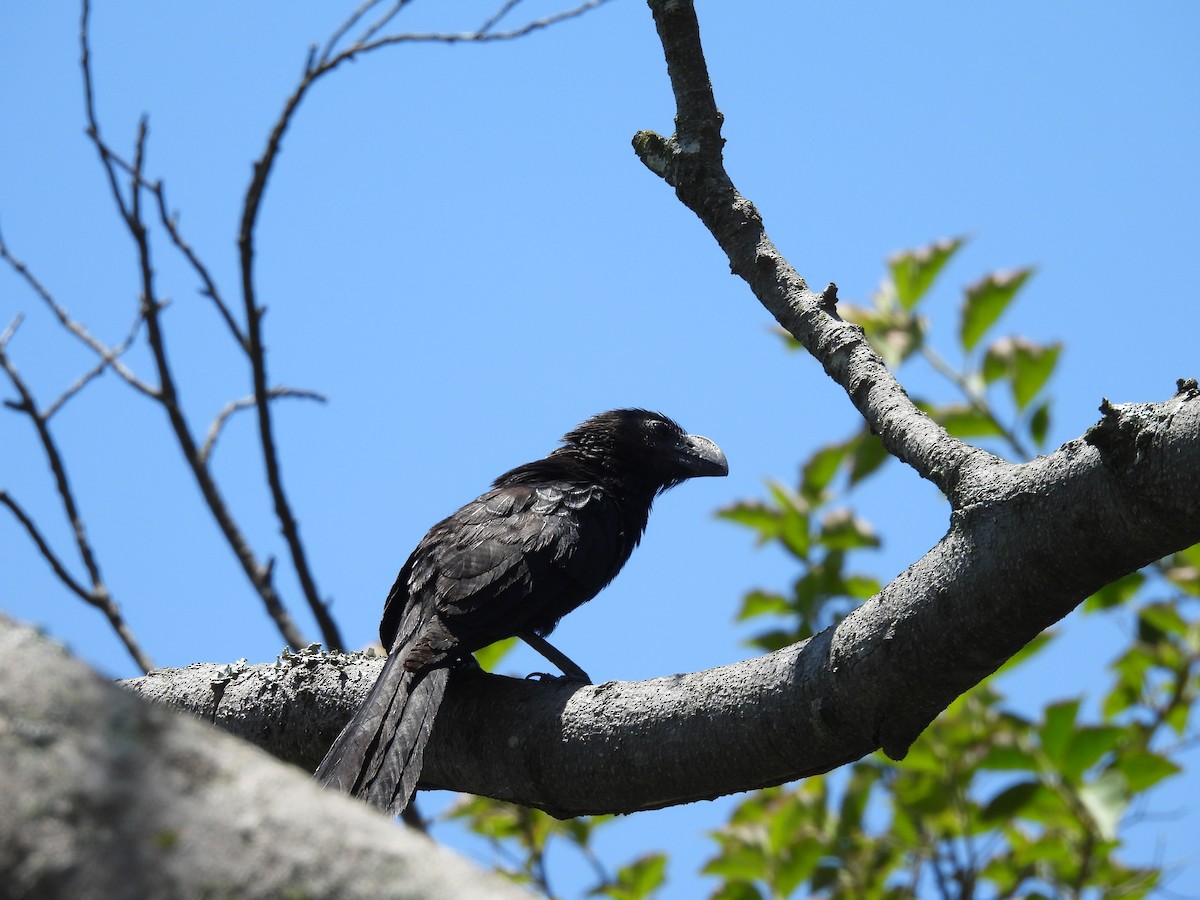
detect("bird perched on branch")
(315, 409), (728, 816)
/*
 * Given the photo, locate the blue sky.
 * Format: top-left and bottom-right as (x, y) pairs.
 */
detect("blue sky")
(2, 1), (1197, 896)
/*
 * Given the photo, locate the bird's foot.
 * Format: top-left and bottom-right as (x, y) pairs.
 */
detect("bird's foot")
(526, 670), (592, 685)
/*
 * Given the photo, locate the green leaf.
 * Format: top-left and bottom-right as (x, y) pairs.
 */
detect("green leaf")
(960, 268), (1034, 351)
(1062, 726), (1124, 781)
(848, 432), (889, 485)
(837, 765), (880, 833)
(1139, 601), (1189, 639)
(840, 299), (926, 367)
(593, 853), (667, 900)
(566, 814), (611, 847)
(818, 509), (880, 550)
(736, 590), (791, 622)
(1011, 341), (1061, 410)
(1040, 699), (1080, 765)
(1166, 702), (1190, 735)
(842, 574), (882, 599)
(1078, 770), (1128, 840)
(1084, 572), (1145, 612)
(981, 780), (1042, 821)
(1029, 400), (1051, 447)
(702, 845), (769, 881)
(748, 628), (798, 653)
(775, 839), (824, 897)
(717, 501), (781, 544)
(474, 636), (518, 671)
(1163, 547), (1200, 595)
(933, 403), (1005, 439)
(800, 442), (848, 502)
(889, 236), (966, 310)
(982, 339), (1014, 383)
(709, 882), (763, 900)
(767, 481), (811, 560)
(994, 631), (1054, 674)
(775, 325), (805, 354)
(980, 744), (1038, 772)
(1113, 750), (1181, 792)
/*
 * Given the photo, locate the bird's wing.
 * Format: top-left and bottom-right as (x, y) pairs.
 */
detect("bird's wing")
(381, 481), (627, 669)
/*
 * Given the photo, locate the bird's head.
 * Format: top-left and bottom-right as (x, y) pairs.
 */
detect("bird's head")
(560, 409), (729, 493)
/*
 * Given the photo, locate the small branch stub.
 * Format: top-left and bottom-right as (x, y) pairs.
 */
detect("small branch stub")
(631, 130), (672, 177)
(820, 282), (839, 311)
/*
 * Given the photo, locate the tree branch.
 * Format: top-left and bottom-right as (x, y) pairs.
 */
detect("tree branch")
(150, 178), (247, 350)
(79, 0), (309, 650)
(123, 390), (1200, 815)
(632, 0), (982, 499)
(0, 229), (156, 398)
(0, 614), (534, 900)
(199, 387), (328, 467)
(0, 319), (154, 674)
(42, 313), (144, 420)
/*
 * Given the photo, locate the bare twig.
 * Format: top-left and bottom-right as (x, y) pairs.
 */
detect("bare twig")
(200, 387), (328, 466)
(0, 322), (154, 674)
(348, 0), (612, 57)
(0, 314), (19, 349)
(237, 0), (613, 650)
(355, 0), (413, 48)
(1, 490), (94, 605)
(43, 314), (143, 420)
(478, 0), (525, 35)
(79, 0), (308, 650)
(150, 180), (247, 350)
(0, 231), (156, 397)
(319, 0), (388, 68)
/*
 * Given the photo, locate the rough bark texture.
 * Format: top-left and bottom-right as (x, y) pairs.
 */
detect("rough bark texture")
(122, 389), (1200, 817)
(0, 615), (533, 900)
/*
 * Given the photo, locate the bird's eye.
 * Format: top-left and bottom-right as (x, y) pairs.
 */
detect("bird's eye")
(648, 418), (673, 438)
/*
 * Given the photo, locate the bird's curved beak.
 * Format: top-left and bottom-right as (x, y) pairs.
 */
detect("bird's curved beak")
(675, 433), (729, 478)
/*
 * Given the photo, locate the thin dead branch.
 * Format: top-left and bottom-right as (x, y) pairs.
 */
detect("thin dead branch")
(79, 0), (309, 650)
(42, 314), (143, 420)
(150, 180), (247, 350)
(0, 231), (156, 397)
(0, 319), (154, 673)
(200, 388), (328, 466)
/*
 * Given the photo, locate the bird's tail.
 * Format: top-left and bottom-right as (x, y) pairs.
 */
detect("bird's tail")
(315, 651), (449, 817)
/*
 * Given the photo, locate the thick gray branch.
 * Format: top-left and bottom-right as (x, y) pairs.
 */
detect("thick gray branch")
(121, 390), (1200, 818)
(633, 0), (980, 496)
(0, 614), (533, 900)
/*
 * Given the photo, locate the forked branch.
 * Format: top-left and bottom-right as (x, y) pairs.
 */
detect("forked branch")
(0, 318), (154, 674)
(633, 0), (984, 499)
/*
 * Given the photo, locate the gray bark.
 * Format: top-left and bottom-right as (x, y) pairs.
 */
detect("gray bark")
(123, 386), (1200, 818)
(0, 614), (533, 900)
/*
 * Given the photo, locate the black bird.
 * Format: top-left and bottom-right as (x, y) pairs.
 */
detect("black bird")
(315, 409), (728, 816)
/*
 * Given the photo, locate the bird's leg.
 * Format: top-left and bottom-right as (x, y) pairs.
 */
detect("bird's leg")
(519, 631), (592, 683)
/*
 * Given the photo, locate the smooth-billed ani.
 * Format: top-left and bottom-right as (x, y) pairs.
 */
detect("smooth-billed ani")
(315, 409), (728, 816)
